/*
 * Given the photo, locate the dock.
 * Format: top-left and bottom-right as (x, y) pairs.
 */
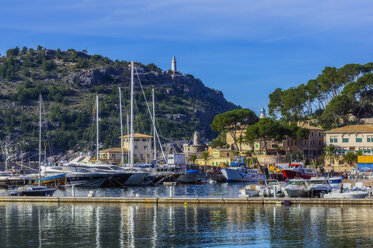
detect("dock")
(0, 196), (373, 205)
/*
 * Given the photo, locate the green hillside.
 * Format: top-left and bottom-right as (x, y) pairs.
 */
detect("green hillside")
(0, 46), (237, 154)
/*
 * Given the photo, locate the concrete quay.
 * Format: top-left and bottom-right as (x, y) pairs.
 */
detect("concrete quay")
(0, 196), (373, 205)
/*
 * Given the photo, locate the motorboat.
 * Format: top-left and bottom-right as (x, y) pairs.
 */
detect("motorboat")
(263, 179), (285, 197)
(283, 179), (310, 197)
(0, 171), (34, 188)
(8, 185), (55, 196)
(222, 167), (266, 182)
(281, 163), (317, 179)
(221, 157), (266, 182)
(239, 184), (264, 197)
(323, 189), (369, 199)
(308, 177), (333, 197)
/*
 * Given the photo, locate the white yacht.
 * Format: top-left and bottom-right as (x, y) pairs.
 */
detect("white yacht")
(263, 179), (285, 197)
(284, 179), (310, 197)
(309, 177), (333, 197)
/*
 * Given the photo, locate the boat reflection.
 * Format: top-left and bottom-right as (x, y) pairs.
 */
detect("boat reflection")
(0, 203), (372, 247)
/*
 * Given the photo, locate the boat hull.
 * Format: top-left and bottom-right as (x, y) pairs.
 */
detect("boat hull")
(8, 187), (55, 197)
(221, 168), (265, 182)
(101, 173), (132, 187)
(324, 191), (369, 199)
(281, 169), (314, 179)
(284, 188), (309, 197)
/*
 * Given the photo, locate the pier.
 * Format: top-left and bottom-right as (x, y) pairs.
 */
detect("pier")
(0, 196), (373, 205)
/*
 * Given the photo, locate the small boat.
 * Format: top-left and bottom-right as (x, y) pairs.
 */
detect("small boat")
(263, 179), (285, 197)
(308, 177), (332, 197)
(283, 179), (310, 197)
(323, 189), (369, 199)
(239, 184), (263, 197)
(31, 173), (67, 186)
(8, 185), (55, 196)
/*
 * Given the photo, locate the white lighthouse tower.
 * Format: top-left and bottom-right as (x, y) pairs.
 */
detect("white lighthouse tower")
(171, 56), (176, 77)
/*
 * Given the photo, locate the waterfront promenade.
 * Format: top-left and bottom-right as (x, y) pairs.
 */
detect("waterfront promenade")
(1, 196), (373, 205)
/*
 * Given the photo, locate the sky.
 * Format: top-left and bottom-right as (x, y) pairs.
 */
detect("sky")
(1, 0), (373, 113)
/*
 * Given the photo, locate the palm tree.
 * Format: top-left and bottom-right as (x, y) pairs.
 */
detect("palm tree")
(188, 154), (197, 165)
(200, 151), (210, 166)
(322, 145), (340, 170)
(343, 152), (358, 165)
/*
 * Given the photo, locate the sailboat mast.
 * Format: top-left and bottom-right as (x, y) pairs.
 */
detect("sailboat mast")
(127, 114), (130, 165)
(119, 87), (124, 166)
(130, 61), (134, 169)
(38, 94), (42, 186)
(96, 94), (99, 162)
(152, 88), (156, 164)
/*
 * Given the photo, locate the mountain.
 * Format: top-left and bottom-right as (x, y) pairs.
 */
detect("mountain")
(0, 46), (237, 156)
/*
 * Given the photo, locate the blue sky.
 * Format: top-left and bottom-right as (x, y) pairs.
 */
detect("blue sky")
(1, 0), (373, 113)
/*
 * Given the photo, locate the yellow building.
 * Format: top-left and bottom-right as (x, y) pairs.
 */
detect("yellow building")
(195, 148), (235, 166)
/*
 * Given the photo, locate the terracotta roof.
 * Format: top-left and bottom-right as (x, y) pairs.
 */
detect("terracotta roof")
(302, 124), (324, 131)
(99, 147), (128, 153)
(326, 125), (373, 133)
(121, 133), (153, 138)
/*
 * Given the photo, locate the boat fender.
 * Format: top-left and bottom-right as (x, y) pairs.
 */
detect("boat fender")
(281, 200), (292, 206)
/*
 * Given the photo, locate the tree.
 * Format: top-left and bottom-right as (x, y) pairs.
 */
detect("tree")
(200, 151), (210, 166)
(343, 152), (358, 165)
(188, 154), (197, 164)
(245, 118), (288, 154)
(322, 145), (340, 166)
(211, 109), (257, 151)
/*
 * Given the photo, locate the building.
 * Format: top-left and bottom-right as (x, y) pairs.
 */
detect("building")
(195, 147), (235, 166)
(99, 147), (127, 164)
(325, 125), (373, 155)
(183, 131), (208, 157)
(226, 123), (324, 162)
(98, 133), (153, 163)
(122, 133), (153, 163)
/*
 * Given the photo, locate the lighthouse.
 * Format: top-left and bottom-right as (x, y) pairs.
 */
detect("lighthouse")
(171, 56), (176, 77)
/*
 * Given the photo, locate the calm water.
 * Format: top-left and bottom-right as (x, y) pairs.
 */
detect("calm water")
(0, 202), (372, 248)
(54, 183), (248, 198)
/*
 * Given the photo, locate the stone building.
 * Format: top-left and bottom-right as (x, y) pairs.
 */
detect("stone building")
(183, 131), (208, 157)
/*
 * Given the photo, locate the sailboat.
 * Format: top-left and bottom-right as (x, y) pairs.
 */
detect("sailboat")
(9, 95), (57, 196)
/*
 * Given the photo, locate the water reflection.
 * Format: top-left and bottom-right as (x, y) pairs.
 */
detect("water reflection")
(0, 203), (372, 247)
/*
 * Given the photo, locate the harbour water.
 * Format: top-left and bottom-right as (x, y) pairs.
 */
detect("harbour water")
(53, 182), (246, 198)
(1, 202), (373, 247)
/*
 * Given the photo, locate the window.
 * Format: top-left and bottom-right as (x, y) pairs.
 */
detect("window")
(144, 146), (148, 150)
(330, 136), (338, 143)
(342, 138), (349, 143)
(368, 136), (373, 142)
(356, 137), (362, 143)
(311, 132), (314, 136)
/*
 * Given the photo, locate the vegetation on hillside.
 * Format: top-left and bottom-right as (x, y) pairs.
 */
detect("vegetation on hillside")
(0, 46), (237, 156)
